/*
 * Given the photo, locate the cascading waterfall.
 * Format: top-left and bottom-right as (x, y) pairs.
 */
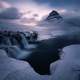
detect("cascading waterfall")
(0, 35), (11, 46)
(19, 33), (29, 50)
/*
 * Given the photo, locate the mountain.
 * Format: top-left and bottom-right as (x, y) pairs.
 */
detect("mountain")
(45, 10), (63, 23)
(38, 10), (63, 26)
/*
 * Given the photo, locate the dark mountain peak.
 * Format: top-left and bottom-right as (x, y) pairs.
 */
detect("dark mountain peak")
(48, 10), (59, 17)
(45, 10), (63, 22)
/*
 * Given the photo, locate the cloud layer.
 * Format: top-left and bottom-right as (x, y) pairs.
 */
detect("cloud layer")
(0, 1), (11, 8)
(1, 0), (80, 26)
(4, 0), (80, 18)
(0, 7), (20, 19)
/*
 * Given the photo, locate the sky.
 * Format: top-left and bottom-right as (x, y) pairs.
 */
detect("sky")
(0, 0), (80, 26)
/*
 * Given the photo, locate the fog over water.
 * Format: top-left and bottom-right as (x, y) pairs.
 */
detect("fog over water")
(0, 16), (80, 40)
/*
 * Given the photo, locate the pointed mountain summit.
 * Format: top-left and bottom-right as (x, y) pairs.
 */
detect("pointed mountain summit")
(45, 10), (63, 22)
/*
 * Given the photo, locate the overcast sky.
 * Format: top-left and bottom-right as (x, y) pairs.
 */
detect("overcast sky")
(0, 0), (80, 26)
(4, 0), (79, 10)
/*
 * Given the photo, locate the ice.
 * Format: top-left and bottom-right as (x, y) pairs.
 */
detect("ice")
(0, 49), (7, 56)
(6, 46), (31, 59)
(50, 45), (80, 80)
(0, 49), (50, 80)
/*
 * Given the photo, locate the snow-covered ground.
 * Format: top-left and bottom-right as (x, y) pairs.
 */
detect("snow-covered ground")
(50, 45), (80, 80)
(0, 49), (50, 80)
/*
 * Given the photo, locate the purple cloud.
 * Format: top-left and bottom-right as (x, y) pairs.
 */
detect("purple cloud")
(0, 7), (21, 19)
(33, 14), (39, 17)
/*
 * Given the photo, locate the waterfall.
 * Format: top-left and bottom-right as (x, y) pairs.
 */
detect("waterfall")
(6, 46), (31, 60)
(0, 35), (11, 46)
(19, 33), (29, 50)
(10, 36), (18, 46)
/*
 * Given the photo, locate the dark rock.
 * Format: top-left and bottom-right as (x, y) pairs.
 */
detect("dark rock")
(45, 10), (63, 22)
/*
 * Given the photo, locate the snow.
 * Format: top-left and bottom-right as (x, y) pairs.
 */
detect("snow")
(50, 45), (80, 80)
(0, 49), (50, 80)
(6, 46), (31, 59)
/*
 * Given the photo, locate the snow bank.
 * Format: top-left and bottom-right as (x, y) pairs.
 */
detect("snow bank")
(50, 45), (80, 80)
